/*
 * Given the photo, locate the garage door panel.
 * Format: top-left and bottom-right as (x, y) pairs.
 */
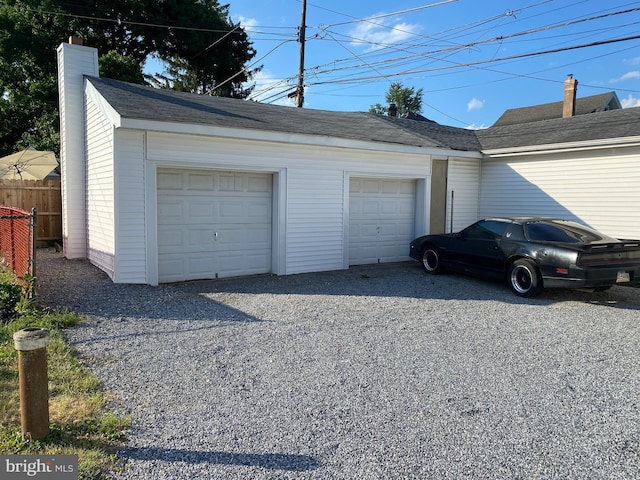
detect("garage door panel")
(158, 200), (184, 219)
(158, 168), (272, 282)
(247, 201), (271, 218)
(218, 201), (244, 219)
(349, 177), (415, 266)
(363, 203), (379, 215)
(248, 175), (271, 192)
(187, 172), (215, 190)
(187, 202), (216, 221)
(247, 225), (271, 244)
(187, 256), (216, 276)
(158, 228), (184, 250)
(215, 226), (245, 246)
(187, 229), (215, 251)
(158, 171), (183, 190)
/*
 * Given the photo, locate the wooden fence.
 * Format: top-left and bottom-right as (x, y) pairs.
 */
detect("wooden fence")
(0, 179), (61, 243)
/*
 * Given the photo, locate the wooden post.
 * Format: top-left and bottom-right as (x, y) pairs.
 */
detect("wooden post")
(13, 328), (50, 440)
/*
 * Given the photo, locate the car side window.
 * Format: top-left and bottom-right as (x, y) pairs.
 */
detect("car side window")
(526, 223), (580, 243)
(462, 220), (507, 240)
(504, 224), (525, 241)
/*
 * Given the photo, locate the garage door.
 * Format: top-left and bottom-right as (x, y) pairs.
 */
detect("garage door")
(157, 169), (272, 282)
(349, 177), (415, 265)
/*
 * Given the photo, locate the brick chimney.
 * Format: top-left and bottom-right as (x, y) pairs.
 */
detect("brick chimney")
(388, 103), (397, 117)
(563, 74), (578, 118)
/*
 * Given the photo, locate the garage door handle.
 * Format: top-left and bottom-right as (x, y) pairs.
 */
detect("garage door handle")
(214, 232), (218, 240)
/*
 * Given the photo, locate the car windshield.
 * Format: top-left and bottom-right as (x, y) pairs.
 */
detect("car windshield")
(525, 220), (616, 244)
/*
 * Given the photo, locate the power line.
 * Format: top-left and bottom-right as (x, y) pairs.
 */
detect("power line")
(305, 34), (640, 86)
(315, 0), (459, 29)
(24, 4), (296, 37)
(305, 6), (640, 81)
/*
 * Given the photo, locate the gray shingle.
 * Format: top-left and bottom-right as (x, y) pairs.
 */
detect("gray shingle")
(87, 77), (640, 154)
(87, 77), (474, 151)
(477, 106), (640, 150)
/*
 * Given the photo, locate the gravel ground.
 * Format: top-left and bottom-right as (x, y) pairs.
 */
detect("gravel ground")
(35, 248), (640, 479)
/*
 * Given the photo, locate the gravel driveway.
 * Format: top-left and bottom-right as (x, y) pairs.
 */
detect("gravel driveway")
(35, 248), (640, 479)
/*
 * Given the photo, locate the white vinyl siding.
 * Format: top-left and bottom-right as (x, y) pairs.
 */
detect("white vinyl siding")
(85, 95), (115, 278)
(447, 157), (481, 232)
(114, 130), (147, 283)
(286, 169), (344, 274)
(57, 43), (99, 258)
(479, 149), (640, 239)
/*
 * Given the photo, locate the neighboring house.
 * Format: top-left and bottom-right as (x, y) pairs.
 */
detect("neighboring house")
(492, 92), (622, 126)
(476, 106), (640, 241)
(492, 75), (622, 126)
(56, 40), (640, 285)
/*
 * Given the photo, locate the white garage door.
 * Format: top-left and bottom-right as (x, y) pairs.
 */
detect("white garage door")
(157, 168), (272, 282)
(349, 177), (416, 265)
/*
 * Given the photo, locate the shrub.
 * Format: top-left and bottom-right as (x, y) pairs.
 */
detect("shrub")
(0, 272), (22, 322)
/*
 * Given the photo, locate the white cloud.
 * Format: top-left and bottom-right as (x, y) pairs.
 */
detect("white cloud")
(465, 123), (488, 130)
(349, 16), (421, 52)
(610, 71), (640, 83)
(621, 94), (640, 108)
(623, 57), (640, 66)
(467, 98), (485, 111)
(236, 16), (258, 32)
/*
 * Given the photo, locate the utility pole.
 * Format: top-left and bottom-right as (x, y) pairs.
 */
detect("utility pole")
(296, 0), (307, 108)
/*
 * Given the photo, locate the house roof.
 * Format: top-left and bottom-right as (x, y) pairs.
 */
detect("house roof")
(476, 105), (640, 151)
(377, 115), (482, 152)
(87, 76), (478, 152)
(492, 92), (621, 127)
(87, 76), (640, 155)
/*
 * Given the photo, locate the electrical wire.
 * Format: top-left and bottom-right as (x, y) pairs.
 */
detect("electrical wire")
(305, 34), (640, 86)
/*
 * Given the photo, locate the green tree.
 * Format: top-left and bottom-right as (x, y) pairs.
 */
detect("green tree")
(0, 0), (257, 157)
(99, 51), (146, 85)
(369, 82), (424, 116)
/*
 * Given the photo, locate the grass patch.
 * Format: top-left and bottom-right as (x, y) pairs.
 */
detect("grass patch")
(0, 275), (129, 479)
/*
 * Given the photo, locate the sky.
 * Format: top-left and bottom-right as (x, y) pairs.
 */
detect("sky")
(153, 0), (640, 129)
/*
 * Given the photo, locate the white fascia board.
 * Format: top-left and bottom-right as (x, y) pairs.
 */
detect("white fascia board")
(483, 136), (640, 157)
(85, 81), (122, 126)
(118, 117), (482, 159)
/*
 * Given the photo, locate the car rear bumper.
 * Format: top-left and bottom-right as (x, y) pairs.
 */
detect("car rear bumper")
(542, 265), (640, 289)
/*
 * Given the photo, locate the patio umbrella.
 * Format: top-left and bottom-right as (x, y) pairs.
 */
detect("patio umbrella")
(0, 147), (59, 180)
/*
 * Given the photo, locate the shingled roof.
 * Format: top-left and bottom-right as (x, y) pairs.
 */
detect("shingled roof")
(87, 76), (640, 155)
(492, 92), (621, 127)
(477, 105), (640, 151)
(87, 76), (477, 152)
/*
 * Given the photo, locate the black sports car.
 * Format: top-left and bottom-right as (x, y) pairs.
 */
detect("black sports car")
(409, 217), (640, 297)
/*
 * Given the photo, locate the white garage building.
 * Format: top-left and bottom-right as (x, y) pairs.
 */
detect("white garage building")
(57, 41), (482, 285)
(57, 40), (640, 286)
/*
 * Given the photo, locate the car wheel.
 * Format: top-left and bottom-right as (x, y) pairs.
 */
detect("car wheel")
(421, 246), (443, 274)
(508, 259), (542, 297)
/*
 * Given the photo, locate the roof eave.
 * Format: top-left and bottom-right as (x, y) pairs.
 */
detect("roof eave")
(482, 136), (640, 157)
(119, 117), (483, 158)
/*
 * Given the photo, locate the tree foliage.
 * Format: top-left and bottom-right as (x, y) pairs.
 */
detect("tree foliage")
(0, 0), (258, 156)
(369, 82), (424, 116)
